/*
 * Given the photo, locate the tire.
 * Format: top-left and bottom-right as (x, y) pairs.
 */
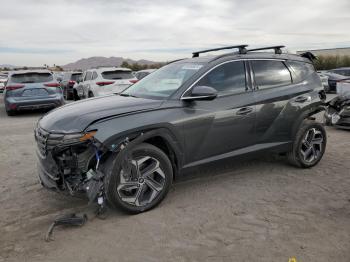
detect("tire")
(73, 90), (80, 101)
(287, 121), (327, 168)
(88, 91), (94, 98)
(104, 143), (173, 213)
(6, 108), (16, 116)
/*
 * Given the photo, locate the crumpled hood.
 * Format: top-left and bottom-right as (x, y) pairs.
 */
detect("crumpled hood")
(39, 95), (163, 133)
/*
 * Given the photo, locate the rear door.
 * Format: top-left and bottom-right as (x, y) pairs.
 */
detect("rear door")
(101, 70), (135, 95)
(82, 71), (92, 97)
(250, 59), (311, 144)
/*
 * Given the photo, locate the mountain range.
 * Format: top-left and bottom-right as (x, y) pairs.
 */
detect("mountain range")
(62, 56), (159, 71)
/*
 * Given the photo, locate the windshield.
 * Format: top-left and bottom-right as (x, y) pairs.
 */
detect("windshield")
(122, 62), (203, 99)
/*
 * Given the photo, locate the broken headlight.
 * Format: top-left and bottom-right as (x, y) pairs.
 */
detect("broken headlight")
(60, 130), (97, 145)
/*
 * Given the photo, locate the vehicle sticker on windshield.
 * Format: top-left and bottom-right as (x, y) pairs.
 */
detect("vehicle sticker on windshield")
(181, 64), (203, 70)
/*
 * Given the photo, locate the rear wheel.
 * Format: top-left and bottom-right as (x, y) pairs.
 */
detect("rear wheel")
(104, 143), (173, 213)
(73, 90), (80, 101)
(6, 109), (16, 116)
(287, 121), (326, 168)
(88, 91), (94, 98)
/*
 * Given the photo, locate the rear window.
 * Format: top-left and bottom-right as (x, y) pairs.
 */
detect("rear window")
(332, 69), (350, 77)
(288, 61), (315, 82)
(71, 73), (82, 81)
(251, 60), (292, 89)
(11, 73), (53, 83)
(102, 70), (133, 80)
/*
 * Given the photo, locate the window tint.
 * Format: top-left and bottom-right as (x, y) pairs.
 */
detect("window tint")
(92, 72), (98, 80)
(288, 61), (314, 82)
(252, 60), (292, 89)
(102, 70), (133, 80)
(71, 73), (82, 81)
(84, 72), (92, 81)
(195, 61), (246, 95)
(11, 73), (53, 83)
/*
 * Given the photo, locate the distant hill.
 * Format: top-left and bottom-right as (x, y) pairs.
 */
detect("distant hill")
(62, 56), (160, 71)
(0, 64), (16, 69)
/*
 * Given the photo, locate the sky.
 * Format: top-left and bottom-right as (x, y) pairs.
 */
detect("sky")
(0, 0), (349, 66)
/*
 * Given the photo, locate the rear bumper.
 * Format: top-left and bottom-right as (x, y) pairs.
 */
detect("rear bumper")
(5, 96), (64, 111)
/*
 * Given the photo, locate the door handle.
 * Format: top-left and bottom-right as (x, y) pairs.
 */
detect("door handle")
(295, 96), (310, 103)
(236, 107), (253, 115)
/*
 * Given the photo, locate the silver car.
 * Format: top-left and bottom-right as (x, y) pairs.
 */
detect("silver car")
(4, 70), (64, 116)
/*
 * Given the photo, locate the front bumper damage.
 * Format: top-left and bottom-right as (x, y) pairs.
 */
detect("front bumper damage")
(35, 126), (106, 202)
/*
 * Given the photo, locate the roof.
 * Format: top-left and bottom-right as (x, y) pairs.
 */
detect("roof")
(174, 51), (308, 65)
(136, 69), (157, 73)
(89, 67), (132, 72)
(9, 69), (52, 75)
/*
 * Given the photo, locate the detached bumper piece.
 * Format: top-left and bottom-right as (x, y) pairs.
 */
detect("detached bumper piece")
(45, 213), (88, 242)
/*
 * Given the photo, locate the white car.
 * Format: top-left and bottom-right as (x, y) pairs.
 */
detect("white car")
(74, 67), (137, 99)
(0, 74), (8, 93)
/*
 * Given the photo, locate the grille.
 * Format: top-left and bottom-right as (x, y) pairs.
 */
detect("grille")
(35, 127), (49, 156)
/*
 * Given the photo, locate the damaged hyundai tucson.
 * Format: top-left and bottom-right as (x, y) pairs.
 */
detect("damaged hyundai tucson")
(35, 45), (327, 213)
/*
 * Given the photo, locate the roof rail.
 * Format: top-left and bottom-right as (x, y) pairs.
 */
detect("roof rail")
(247, 45), (285, 54)
(192, 45), (248, 58)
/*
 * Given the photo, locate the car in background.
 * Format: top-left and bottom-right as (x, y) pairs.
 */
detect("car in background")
(319, 71), (349, 93)
(74, 67), (137, 99)
(317, 71), (329, 91)
(4, 70), (64, 116)
(0, 73), (8, 93)
(329, 67), (350, 77)
(134, 69), (156, 80)
(60, 71), (82, 100)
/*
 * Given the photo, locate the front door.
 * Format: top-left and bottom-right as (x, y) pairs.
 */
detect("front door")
(182, 60), (256, 166)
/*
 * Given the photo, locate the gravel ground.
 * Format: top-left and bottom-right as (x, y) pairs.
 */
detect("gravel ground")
(0, 94), (349, 262)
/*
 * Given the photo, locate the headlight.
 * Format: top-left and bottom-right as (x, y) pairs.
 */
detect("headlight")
(61, 130), (97, 144)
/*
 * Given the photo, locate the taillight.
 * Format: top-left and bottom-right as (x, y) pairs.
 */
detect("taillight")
(6, 84), (25, 91)
(129, 79), (138, 84)
(44, 83), (60, 87)
(96, 81), (114, 86)
(68, 80), (76, 85)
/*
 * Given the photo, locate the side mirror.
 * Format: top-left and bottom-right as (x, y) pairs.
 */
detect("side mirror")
(182, 86), (218, 101)
(77, 76), (82, 83)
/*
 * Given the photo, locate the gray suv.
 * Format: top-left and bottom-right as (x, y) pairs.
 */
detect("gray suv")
(35, 45), (327, 213)
(4, 70), (64, 116)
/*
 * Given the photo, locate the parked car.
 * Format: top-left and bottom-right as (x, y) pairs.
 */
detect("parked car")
(317, 71), (329, 91)
(74, 67), (137, 99)
(329, 67), (350, 77)
(35, 45), (327, 213)
(320, 71), (350, 93)
(135, 69), (156, 80)
(0, 73), (7, 93)
(60, 72), (82, 100)
(4, 70), (64, 116)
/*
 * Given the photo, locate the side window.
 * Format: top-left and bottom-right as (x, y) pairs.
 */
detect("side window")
(84, 71), (92, 81)
(288, 61), (314, 82)
(251, 60), (292, 89)
(195, 61), (246, 95)
(92, 71), (98, 80)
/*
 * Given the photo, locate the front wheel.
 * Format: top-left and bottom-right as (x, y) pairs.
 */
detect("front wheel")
(104, 143), (173, 213)
(287, 121), (327, 168)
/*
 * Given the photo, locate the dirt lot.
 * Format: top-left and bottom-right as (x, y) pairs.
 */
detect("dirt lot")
(0, 94), (349, 262)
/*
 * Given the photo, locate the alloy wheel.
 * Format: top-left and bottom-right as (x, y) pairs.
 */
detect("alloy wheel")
(300, 127), (324, 163)
(117, 156), (166, 207)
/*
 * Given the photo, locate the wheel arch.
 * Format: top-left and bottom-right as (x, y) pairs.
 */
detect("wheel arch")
(101, 127), (184, 179)
(291, 104), (326, 139)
